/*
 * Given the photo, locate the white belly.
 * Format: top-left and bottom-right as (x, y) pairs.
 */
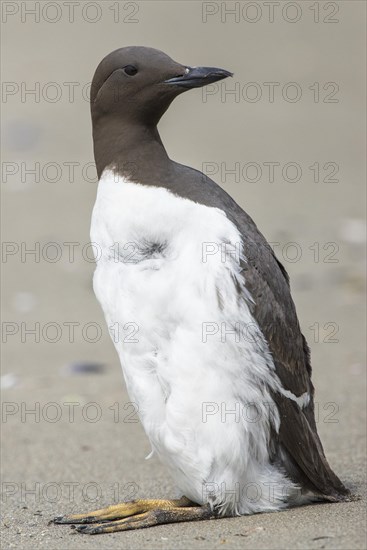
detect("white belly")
(90, 170), (297, 514)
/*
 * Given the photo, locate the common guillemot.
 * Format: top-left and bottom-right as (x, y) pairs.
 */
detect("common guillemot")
(54, 46), (349, 534)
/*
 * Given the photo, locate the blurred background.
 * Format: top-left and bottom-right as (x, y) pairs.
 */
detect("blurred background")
(1, 1), (366, 549)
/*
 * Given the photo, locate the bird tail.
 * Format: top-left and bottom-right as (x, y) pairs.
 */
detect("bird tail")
(273, 392), (350, 501)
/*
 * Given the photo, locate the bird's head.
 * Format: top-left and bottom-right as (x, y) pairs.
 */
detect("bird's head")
(90, 46), (232, 127)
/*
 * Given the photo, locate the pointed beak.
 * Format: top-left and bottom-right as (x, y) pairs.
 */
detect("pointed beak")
(164, 66), (233, 89)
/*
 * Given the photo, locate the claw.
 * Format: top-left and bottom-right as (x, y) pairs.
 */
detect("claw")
(74, 525), (93, 534)
(52, 516), (64, 523)
(74, 522), (117, 535)
(53, 515), (99, 525)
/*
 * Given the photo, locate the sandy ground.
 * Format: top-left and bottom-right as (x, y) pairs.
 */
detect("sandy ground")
(1, 1), (366, 549)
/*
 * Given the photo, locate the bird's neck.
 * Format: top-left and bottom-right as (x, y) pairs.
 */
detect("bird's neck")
(93, 117), (173, 184)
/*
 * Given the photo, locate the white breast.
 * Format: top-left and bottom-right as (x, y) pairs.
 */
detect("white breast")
(90, 170), (300, 515)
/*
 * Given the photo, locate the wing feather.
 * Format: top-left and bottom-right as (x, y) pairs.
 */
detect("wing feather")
(237, 216), (349, 498)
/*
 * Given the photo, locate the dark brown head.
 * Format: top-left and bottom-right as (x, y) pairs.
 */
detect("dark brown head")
(91, 46), (232, 128)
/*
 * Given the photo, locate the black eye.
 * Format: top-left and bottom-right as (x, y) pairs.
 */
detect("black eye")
(123, 65), (138, 76)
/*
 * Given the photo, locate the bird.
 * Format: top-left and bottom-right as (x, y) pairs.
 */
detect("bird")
(53, 46), (349, 534)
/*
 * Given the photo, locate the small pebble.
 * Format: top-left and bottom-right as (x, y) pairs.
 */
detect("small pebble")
(0, 374), (19, 390)
(12, 292), (37, 313)
(340, 219), (366, 244)
(64, 362), (105, 375)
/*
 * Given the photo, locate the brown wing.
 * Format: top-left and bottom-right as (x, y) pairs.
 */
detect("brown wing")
(239, 228), (349, 499)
